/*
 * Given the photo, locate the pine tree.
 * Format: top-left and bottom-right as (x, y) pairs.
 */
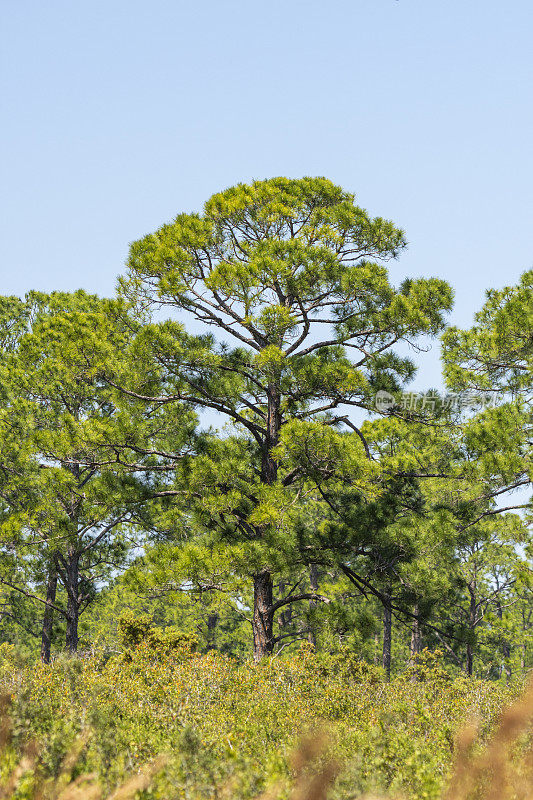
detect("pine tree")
(119, 177), (453, 659)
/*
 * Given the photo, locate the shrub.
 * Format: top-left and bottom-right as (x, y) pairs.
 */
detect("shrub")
(402, 648), (452, 683)
(116, 611), (198, 661)
(0, 646), (521, 800)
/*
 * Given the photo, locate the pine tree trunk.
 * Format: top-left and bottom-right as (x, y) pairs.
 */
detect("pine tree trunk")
(206, 613), (218, 650)
(502, 643), (512, 681)
(253, 569), (273, 660)
(252, 382), (280, 661)
(382, 589), (392, 680)
(466, 583), (476, 677)
(307, 562), (319, 646)
(65, 462), (82, 655)
(466, 642), (473, 676)
(409, 603), (421, 681)
(496, 600), (511, 681)
(277, 582), (291, 629)
(65, 549), (80, 654)
(410, 603), (421, 659)
(520, 607), (530, 673)
(40, 557), (57, 664)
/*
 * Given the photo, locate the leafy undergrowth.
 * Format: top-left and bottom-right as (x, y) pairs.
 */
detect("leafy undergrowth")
(0, 641), (529, 800)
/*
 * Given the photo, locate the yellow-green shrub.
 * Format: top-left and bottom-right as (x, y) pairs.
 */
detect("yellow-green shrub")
(0, 645), (519, 800)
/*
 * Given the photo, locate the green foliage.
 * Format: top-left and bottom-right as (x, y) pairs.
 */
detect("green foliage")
(311, 644), (386, 684)
(115, 177), (454, 658)
(403, 648), (451, 682)
(442, 269), (532, 505)
(117, 610), (198, 658)
(0, 649), (518, 800)
(442, 269), (533, 394)
(0, 181), (532, 799)
(0, 289), (198, 654)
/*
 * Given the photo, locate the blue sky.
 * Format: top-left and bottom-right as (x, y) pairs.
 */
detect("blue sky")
(1, 0), (532, 388)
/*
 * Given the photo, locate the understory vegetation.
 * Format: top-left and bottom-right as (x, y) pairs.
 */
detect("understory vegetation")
(0, 636), (530, 800)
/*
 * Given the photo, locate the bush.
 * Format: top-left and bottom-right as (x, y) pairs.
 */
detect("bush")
(117, 611), (198, 660)
(0, 646), (520, 800)
(311, 644), (385, 684)
(402, 648), (452, 683)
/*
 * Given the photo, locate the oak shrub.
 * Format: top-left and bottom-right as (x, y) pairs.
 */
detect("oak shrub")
(0, 636), (518, 800)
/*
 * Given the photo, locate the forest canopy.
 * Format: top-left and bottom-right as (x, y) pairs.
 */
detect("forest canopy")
(0, 178), (531, 678)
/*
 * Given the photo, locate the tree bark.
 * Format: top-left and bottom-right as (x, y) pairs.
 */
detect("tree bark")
(520, 605), (530, 673)
(261, 383), (280, 486)
(382, 588), (392, 680)
(252, 382), (281, 661)
(206, 612), (218, 650)
(410, 603), (421, 660)
(495, 600), (511, 681)
(307, 562), (319, 646)
(466, 641), (474, 677)
(409, 602), (421, 681)
(64, 460), (82, 655)
(466, 583), (476, 677)
(40, 557), (58, 664)
(277, 582), (291, 629)
(65, 549), (80, 654)
(252, 569), (274, 660)
(502, 642), (512, 681)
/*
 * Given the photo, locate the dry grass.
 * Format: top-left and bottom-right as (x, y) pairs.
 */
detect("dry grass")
(0, 682), (532, 800)
(443, 680), (533, 800)
(0, 696), (167, 800)
(255, 732), (341, 800)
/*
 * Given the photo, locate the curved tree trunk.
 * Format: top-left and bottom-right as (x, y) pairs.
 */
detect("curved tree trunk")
(466, 642), (474, 677)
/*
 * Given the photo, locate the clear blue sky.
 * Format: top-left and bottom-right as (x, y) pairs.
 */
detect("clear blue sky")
(1, 0), (532, 387)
